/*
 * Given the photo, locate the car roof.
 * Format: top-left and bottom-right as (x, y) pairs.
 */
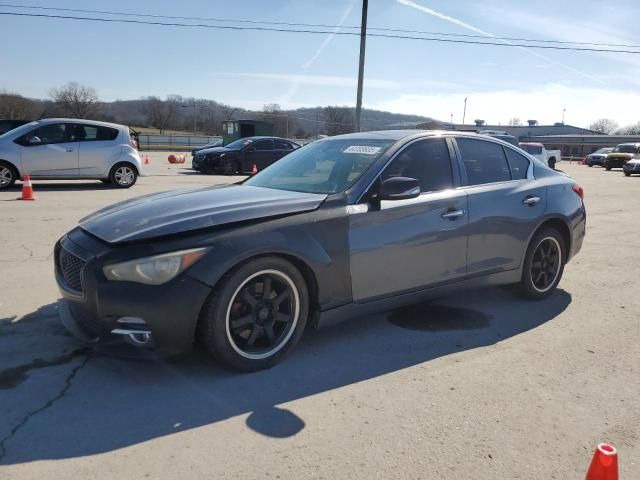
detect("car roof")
(31, 118), (127, 129)
(616, 143), (640, 147)
(519, 142), (544, 147)
(330, 129), (524, 144)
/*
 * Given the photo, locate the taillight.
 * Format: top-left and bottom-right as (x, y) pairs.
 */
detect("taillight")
(129, 139), (138, 150)
(572, 183), (584, 200)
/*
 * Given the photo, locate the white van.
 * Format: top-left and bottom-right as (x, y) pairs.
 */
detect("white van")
(0, 118), (142, 189)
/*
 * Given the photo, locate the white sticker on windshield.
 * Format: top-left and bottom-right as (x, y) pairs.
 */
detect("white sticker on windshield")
(343, 145), (381, 155)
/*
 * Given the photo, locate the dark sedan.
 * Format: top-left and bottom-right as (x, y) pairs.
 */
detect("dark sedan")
(585, 147), (613, 167)
(192, 136), (300, 175)
(55, 130), (586, 371)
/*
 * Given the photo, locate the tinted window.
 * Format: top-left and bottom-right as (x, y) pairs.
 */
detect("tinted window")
(505, 148), (530, 180)
(520, 144), (543, 155)
(457, 137), (511, 185)
(382, 138), (453, 193)
(73, 125), (118, 142)
(253, 140), (274, 151)
(20, 123), (71, 146)
(274, 139), (293, 150)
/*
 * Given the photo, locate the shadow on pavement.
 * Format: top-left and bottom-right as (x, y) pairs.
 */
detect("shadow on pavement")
(0, 288), (571, 464)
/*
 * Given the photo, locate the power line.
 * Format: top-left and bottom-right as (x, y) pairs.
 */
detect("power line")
(2, 11), (640, 54)
(1, 3), (640, 50)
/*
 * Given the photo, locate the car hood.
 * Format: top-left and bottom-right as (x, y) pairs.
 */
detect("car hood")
(608, 153), (634, 158)
(80, 185), (327, 243)
(197, 146), (233, 156)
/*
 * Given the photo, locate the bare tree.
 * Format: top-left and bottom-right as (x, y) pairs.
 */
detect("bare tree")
(589, 118), (619, 134)
(617, 121), (640, 135)
(324, 106), (354, 136)
(49, 82), (100, 118)
(0, 90), (39, 119)
(507, 117), (522, 126)
(145, 96), (178, 134)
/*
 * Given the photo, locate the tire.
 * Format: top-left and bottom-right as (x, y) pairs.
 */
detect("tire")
(109, 163), (138, 188)
(624, 172), (631, 177)
(587, 163), (593, 167)
(548, 158), (556, 170)
(605, 165), (612, 171)
(519, 227), (566, 300)
(216, 158), (238, 176)
(100, 179), (111, 184)
(0, 162), (18, 190)
(198, 256), (309, 371)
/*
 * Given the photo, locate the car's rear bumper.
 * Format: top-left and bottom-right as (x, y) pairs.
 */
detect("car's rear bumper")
(55, 231), (212, 356)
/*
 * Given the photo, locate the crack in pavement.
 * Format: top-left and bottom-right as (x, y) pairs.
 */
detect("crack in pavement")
(0, 353), (91, 463)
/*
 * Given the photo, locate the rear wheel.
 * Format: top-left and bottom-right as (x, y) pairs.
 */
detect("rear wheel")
(519, 227), (565, 300)
(0, 162), (17, 189)
(216, 158), (237, 176)
(548, 158), (556, 170)
(109, 163), (138, 188)
(199, 257), (309, 371)
(625, 172), (631, 177)
(605, 165), (612, 171)
(587, 163), (593, 167)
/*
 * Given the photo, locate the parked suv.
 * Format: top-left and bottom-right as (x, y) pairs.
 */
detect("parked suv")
(603, 143), (640, 171)
(0, 118), (142, 189)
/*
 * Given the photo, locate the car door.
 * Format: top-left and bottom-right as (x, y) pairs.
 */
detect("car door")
(454, 137), (546, 275)
(18, 123), (79, 177)
(273, 139), (295, 163)
(349, 137), (469, 301)
(76, 124), (121, 177)
(245, 139), (275, 171)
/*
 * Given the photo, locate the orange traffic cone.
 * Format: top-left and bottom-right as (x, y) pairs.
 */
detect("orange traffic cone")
(251, 164), (258, 175)
(585, 443), (618, 480)
(17, 175), (35, 201)
(144, 154), (150, 165)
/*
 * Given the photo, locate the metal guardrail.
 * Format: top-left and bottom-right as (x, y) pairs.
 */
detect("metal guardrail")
(137, 134), (314, 151)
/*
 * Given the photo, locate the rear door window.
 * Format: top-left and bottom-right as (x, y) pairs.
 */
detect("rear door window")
(253, 140), (274, 151)
(73, 125), (119, 142)
(504, 148), (530, 180)
(382, 138), (454, 193)
(274, 139), (293, 150)
(457, 137), (511, 186)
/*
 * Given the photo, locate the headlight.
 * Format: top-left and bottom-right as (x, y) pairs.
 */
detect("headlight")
(103, 248), (208, 285)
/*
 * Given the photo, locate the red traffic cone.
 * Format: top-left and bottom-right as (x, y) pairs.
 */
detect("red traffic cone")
(251, 164), (258, 175)
(17, 175), (35, 201)
(144, 154), (150, 165)
(585, 443), (618, 480)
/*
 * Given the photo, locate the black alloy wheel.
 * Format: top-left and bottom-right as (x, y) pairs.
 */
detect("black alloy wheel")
(199, 257), (309, 371)
(519, 227), (565, 300)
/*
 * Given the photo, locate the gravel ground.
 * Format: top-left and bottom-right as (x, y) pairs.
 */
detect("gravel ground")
(0, 157), (637, 479)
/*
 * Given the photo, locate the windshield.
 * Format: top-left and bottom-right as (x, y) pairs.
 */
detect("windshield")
(0, 121), (39, 139)
(613, 145), (638, 153)
(244, 138), (395, 194)
(595, 148), (612, 154)
(225, 138), (254, 150)
(520, 144), (543, 155)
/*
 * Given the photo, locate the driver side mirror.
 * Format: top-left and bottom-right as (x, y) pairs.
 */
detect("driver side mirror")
(378, 177), (420, 201)
(28, 136), (42, 145)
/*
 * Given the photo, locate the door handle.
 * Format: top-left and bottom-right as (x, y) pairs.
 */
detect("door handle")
(441, 209), (465, 220)
(66, 148), (74, 152)
(523, 196), (541, 206)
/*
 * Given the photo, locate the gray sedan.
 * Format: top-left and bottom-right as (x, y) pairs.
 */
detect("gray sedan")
(56, 130), (586, 371)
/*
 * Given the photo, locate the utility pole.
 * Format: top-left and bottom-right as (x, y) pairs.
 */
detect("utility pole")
(562, 108), (566, 124)
(193, 100), (197, 135)
(450, 113), (453, 124)
(354, 0), (368, 132)
(462, 97), (468, 125)
(316, 110), (319, 139)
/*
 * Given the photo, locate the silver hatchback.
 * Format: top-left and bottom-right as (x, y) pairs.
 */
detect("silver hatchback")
(0, 118), (142, 189)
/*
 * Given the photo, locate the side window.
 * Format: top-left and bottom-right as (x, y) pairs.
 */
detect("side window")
(73, 125), (118, 142)
(504, 148), (530, 180)
(457, 137), (511, 186)
(19, 124), (72, 146)
(274, 139), (292, 150)
(253, 140), (274, 151)
(382, 138), (453, 193)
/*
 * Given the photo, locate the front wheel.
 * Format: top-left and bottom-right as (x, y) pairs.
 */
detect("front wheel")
(519, 227), (565, 300)
(605, 165), (612, 171)
(109, 163), (138, 188)
(198, 257), (309, 371)
(624, 172), (631, 177)
(0, 163), (17, 189)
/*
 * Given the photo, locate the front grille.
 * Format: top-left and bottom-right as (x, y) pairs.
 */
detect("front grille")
(59, 248), (85, 293)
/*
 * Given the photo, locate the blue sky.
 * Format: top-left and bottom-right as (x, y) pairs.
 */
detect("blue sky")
(2, 0), (640, 127)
